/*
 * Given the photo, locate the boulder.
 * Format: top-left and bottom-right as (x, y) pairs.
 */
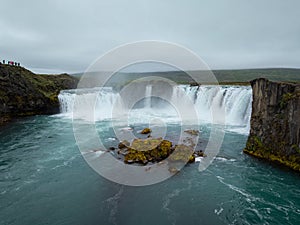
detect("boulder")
(118, 140), (130, 149)
(141, 128), (152, 134)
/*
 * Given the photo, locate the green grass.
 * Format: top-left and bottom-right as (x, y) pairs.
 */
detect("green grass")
(72, 68), (300, 85)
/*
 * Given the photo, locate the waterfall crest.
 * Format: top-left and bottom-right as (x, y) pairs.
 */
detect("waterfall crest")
(58, 85), (252, 133)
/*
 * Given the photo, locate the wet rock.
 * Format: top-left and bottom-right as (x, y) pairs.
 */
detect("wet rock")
(188, 155), (196, 163)
(195, 150), (205, 157)
(124, 159), (134, 164)
(120, 137), (199, 167)
(118, 140), (130, 149)
(141, 128), (152, 134)
(168, 167), (179, 174)
(184, 129), (200, 136)
(142, 159), (148, 165)
(124, 150), (147, 164)
(122, 138), (172, 165)
(117, 148), (128, 156)
(168, 144), (194, 163)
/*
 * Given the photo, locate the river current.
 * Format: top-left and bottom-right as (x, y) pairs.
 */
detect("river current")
(0, 85), (299, 225)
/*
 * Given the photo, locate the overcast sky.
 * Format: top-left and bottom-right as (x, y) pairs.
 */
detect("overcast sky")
(0, 0), (300, 74)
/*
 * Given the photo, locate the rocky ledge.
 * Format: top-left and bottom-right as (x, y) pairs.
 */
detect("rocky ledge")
(244, 78), (300, 171)
(0, 64), (78, 125)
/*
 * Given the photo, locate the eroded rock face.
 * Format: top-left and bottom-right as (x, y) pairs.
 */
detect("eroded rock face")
(244, 78), (300, 171)
(0, 64), (78, 125)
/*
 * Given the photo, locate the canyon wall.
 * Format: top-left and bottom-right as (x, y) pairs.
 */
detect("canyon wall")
(244, 78), (300, 171)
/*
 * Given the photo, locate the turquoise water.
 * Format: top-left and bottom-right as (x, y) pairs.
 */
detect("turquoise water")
(1, 115), (300, 225)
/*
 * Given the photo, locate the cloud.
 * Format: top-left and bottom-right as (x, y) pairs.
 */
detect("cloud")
(0, 0), (299, 73)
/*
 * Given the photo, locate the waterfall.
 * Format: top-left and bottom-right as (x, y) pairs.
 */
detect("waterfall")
(144, 85), (152, 108)
(58, 87), (124, 121)
(58, 85), (252, 133)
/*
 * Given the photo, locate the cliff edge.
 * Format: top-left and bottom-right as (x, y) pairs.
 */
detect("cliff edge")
(0, 64), (78, 125)
(244, 78), (300, 171)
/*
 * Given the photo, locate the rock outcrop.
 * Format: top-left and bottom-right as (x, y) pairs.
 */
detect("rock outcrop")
(244, 78), (300, 171)
(111, 129), (203, 170)
(0, 64), (78, 125)
(117, 138), (197, 165)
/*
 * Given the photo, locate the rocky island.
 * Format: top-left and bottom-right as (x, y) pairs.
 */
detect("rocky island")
(111, 129), (206, 172)
(245, 78), (300, 171)
(0, 64), (78, 125)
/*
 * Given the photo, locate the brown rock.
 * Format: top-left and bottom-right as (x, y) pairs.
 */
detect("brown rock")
(141, 128), (152, 134)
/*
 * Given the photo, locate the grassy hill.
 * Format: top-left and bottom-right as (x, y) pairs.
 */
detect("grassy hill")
(0, 64), (78, 125)
(72, 68), (300, 86)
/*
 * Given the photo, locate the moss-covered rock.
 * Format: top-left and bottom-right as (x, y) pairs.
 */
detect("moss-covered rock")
(123, 138), (172, 165)
(118, 140), (130, 149)
(141, 128), (152, 134)
(119, 137), (200, 167)
(168, 144), (194, 163)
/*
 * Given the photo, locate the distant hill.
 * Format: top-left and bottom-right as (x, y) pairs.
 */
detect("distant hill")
(72, 68), (300, 86)
(212, 68), (300, 83)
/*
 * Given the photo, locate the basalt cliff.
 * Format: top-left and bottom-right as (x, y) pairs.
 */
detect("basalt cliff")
(0, 64), (78, 125)
(244, 78), (300, 171)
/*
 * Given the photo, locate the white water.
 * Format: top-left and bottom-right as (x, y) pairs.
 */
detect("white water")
(144, 85), (152, 108)
(58, 85), (252, 134)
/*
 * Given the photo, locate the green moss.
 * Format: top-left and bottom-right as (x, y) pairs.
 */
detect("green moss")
(123, 138), (173, 164)
(131, 138), (162, 151)
(245, 136), (269, 153)
(244, 136), (300, 172)
(279, 92), (295, 109)
(120, 137), (198, 166)
(158, 140), (173, 158)
(169, 144), (194, 163)
(292, 145), (300, 154)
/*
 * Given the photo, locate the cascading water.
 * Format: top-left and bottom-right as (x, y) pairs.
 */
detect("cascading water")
(58, 87), (124, 121)
(58, 85), (252, 134)
(144, 85), (152, 108)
